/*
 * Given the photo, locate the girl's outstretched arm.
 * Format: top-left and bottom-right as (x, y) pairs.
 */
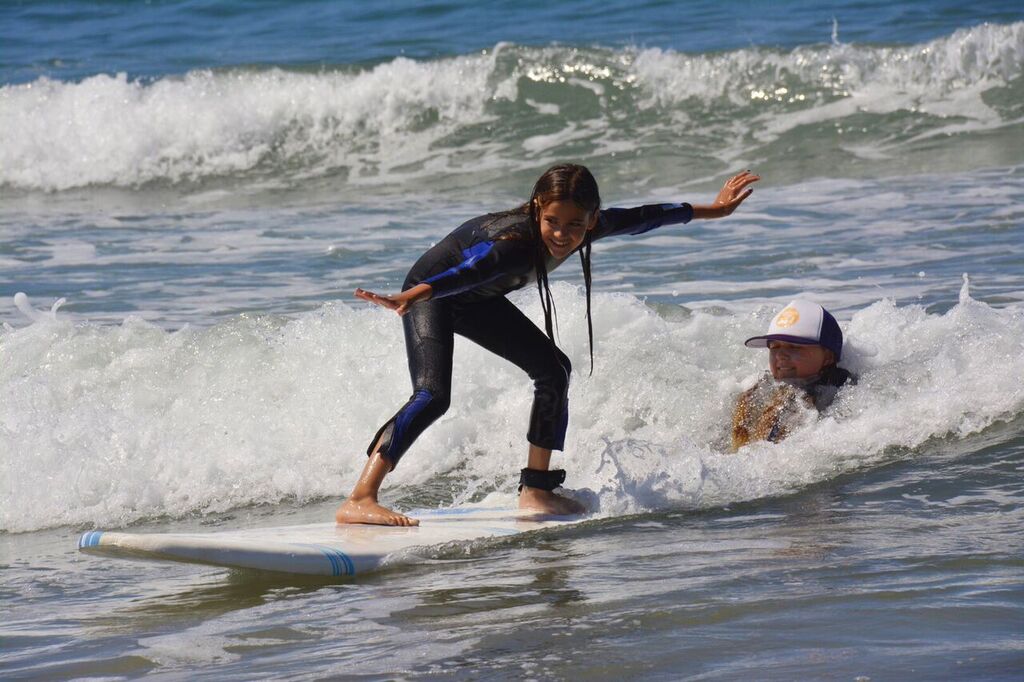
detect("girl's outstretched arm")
(354, 283), (432, 316)
(691, 170), (759, 219)
(592, 170), (760, 240)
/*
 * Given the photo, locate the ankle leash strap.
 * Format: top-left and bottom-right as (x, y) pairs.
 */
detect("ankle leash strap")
(518, 468), (566, 492)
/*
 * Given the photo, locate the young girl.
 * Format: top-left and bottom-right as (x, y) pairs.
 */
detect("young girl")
(338, 164), (759, 526)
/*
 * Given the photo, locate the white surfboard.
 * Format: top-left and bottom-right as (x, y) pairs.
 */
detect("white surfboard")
(78, 506), (582, 577)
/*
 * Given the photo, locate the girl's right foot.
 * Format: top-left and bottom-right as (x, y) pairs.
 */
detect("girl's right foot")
(518, 486), (586, 516)
(335, 497), (419, 526)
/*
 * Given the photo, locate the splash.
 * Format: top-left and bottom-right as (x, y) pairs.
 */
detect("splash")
(2, 283), (1022, 532)
(13, 292), (66, 323)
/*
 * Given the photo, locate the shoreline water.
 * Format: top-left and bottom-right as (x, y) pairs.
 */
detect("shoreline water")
(3, 426), (1022, 678)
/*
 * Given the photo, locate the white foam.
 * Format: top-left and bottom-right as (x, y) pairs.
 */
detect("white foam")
(631, 22), (1023, 152)
(2, 281), (1021, 532)
(633, 22), (1023, 107)
(2, 22), (1020, 193)
(0, 55), (501, 191)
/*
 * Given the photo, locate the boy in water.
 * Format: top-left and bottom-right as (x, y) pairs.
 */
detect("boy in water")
(732, 300), (855, 450)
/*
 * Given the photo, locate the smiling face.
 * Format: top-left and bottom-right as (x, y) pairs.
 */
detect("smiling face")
(768, 340), (835, 381)
(537, 199), (596, 260)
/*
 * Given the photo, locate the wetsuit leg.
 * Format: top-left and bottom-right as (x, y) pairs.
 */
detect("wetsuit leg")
(453, 297), (571, 450)
(368, 297), (454, 469)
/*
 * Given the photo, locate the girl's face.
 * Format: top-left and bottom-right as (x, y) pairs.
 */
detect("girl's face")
(768, 341), (834, 380)
(537, 200), (596, 259)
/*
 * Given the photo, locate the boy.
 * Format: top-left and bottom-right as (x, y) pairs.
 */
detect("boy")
(732, 300), (855, 450)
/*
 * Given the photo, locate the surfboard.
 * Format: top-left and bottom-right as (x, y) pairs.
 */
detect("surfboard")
(77, 506), (582, 577)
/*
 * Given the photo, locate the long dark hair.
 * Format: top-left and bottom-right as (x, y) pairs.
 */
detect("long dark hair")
(524, 164), (601, 374)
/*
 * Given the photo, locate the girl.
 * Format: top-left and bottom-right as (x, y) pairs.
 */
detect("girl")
(338, 164), (759, 525)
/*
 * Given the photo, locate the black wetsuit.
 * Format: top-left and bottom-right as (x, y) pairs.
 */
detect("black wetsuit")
(369, 202), (694, 468)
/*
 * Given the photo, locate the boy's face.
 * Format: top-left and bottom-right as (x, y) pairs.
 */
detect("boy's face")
(768, 340), (834, 381)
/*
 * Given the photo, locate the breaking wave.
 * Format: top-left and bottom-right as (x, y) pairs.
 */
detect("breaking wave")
(2, 279), (1022, 532)
(1, 22), (1021, 193)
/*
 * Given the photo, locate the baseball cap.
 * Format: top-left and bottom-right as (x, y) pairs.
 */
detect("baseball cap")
(744, 299), (843, 361)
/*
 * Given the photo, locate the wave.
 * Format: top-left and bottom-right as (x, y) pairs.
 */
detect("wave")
(1, 22), (1022, 193)
(2, 279), (1022, 533)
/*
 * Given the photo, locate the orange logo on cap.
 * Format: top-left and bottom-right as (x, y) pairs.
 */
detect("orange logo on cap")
(775, 307), (800, 328)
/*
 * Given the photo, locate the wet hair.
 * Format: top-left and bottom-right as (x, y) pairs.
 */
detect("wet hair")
(525, 163), (601, 374)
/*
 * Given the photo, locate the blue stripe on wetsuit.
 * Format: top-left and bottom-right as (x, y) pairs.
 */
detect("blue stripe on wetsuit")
(422, 240), (503, 298)
(390, 389), (434, 455)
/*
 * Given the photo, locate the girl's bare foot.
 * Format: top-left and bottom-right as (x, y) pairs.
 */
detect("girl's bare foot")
(518, 486), (586, 516)
(335, 496), (419, 526)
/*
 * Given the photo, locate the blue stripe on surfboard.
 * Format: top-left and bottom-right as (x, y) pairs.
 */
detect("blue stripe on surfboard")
(300, 544), (356, 576)
(78, 531), (104, 549)
(318, 547), (340, 576)
(335, 549), (355, 575)
(327, 551), (341, 576)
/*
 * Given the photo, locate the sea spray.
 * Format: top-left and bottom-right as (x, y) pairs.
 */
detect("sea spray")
(3, 282), (1022, 532)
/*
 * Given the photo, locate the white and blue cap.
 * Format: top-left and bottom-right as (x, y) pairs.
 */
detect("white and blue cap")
(744, 299), (843, 361)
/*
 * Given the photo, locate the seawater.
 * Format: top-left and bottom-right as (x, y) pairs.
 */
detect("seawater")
(1, 1), (1023, 679)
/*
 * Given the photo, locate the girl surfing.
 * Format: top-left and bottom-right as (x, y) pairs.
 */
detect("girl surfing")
(338, 164), (759, 526)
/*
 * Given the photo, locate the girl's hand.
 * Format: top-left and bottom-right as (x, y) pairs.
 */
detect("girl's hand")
(693, 170), (760, 219)
(355, 288), (407, 315)
(355, 283), (432, 316)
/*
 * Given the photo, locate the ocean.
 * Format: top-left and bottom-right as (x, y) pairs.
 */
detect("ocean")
(1, 0), (1022, 679)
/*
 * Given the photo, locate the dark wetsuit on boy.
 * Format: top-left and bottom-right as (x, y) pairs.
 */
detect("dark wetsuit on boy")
(368, 202), (694, 468)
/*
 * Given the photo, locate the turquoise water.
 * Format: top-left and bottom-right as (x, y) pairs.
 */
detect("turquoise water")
(2, 1), (1023, 679)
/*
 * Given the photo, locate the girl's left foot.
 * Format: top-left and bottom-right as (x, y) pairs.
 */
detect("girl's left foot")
(335, 497), (419, 526)
(518, 487), (586, 515)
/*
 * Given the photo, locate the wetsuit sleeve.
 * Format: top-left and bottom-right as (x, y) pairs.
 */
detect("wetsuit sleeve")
(419, 239), (534, 299)
(592, 203), (694, 241)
